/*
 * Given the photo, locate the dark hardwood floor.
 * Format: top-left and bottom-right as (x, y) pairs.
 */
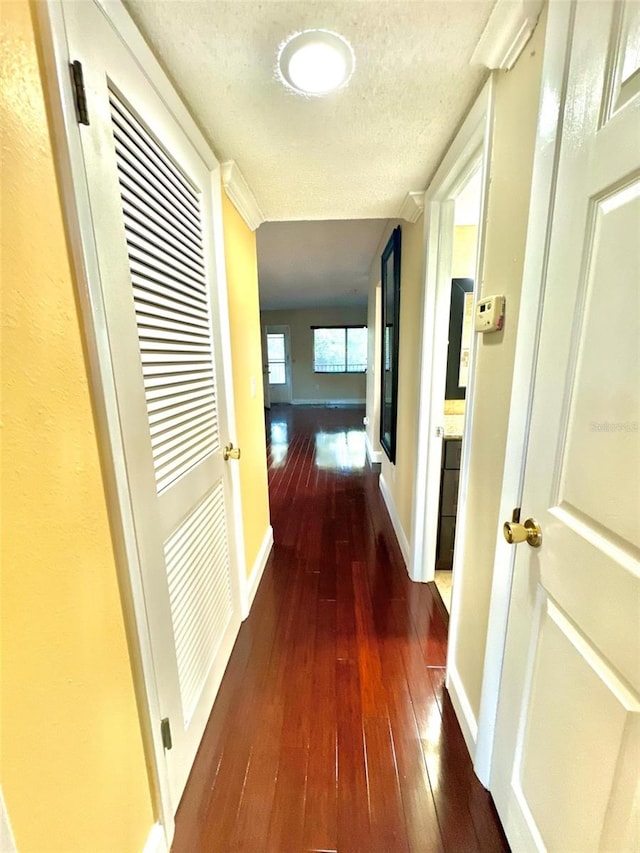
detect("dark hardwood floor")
(172, 404), (508, 852)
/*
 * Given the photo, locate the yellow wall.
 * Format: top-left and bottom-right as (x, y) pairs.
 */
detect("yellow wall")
(367, 215), (425, 547)
(452, 225), (478, 279)
(452, 9), (547, 718)
(0, 2), (154, 851)
(221, 195), (271, 575)
(261, 306), (368, 404)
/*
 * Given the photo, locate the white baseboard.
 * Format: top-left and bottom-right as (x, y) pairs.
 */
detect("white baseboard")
(143, 823), (168, 853)
(1, 787), (17, 853)
(445, 662), (479, 760)
(242, 525), (273, 619)
(291, 398), (366, 407)
(378, 472), (410, 567)
(365, 431), (383, 464)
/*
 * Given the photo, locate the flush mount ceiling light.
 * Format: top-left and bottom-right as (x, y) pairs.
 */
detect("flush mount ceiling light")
(278, 29), (354, 96)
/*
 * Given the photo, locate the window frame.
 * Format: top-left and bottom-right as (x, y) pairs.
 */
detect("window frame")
(311, 324), (367, 375)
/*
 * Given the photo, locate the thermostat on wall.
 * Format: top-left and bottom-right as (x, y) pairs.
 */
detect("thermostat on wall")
(475, 295), (505, 333)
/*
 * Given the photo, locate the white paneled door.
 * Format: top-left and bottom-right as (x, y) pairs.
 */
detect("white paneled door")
(58, 1), (242, 811)
(266, 325), (292, 403)
(492, 2), (640, 851)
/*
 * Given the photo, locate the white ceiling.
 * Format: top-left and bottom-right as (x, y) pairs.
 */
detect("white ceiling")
(257, 219), (388, 310)
(124, 0), (496, 308)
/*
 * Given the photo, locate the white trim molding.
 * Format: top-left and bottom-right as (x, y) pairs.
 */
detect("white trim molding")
(398, 191), (425, 223)
(446, 662), (479, 756)
(471, 0), (543, 70)
(221, 161), (265, 231)
(143, 823), (169, 853)
(378, 473), (410, 568)
(365, 432), (382, 464)
(411, 80), (491, 587)
(242, 525), (274, 619)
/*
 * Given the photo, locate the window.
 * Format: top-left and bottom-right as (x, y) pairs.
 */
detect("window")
(313, 326), (367, 373)
(267, 332), (287, 384)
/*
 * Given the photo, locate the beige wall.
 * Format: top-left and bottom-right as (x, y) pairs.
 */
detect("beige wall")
(367, 215), (425, 546)
(221, 194), (271, 576)
(261, 306), (367, 404)
(452, 11), (547, 718)
(0, 3), (155, 850)
(452, 224), (478, 280)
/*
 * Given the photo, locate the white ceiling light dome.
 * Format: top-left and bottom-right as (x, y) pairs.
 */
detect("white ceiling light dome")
(278, 29), (355, 96)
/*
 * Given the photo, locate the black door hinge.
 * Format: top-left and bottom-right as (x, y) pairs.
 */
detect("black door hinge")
(70, 60), (90, 126)
(160, 717), (173, 751)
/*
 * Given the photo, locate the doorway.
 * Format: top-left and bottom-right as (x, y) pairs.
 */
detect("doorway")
(434, 167), (482, 612)
(265, 325), (292, 404)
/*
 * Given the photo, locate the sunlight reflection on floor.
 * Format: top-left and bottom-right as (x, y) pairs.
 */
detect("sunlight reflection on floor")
(315, 430), (366, 469)
(269, 419), (289, 466)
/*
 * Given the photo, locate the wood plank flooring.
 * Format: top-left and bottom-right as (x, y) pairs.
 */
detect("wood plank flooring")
(171, 405), (509, 852)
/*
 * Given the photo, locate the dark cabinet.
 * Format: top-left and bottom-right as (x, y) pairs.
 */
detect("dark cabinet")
(436, 438), (462, 570)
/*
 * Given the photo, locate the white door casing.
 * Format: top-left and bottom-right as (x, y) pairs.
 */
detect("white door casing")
(491, 2), (640, 851)
(411, 81), (492, 588)
(266, 324), (292, 404)
(39, 0), (245, 833)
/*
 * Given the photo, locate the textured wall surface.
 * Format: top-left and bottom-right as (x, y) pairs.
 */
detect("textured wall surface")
(452, 9), (547, 720)
(0, 2), (154, 850)
(221, 193), (271, 576)
(261, 306), (367, 403)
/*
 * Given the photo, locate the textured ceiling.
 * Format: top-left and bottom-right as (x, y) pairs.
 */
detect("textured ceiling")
(257, 219), (387, 310)
(124, 0), (494, 221)
(124, 0), (495, 308)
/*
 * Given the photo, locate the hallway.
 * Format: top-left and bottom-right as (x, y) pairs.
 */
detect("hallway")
(172, 406), (508, 852)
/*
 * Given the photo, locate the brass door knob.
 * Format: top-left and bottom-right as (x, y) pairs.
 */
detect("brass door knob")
(223, 443), (241, 461)
(503, 518), (542, 548)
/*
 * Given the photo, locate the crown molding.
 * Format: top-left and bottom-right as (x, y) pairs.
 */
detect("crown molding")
(398, 191), (425, 223)
(471, 0), (543, 71)
(221, 161), (265, 231)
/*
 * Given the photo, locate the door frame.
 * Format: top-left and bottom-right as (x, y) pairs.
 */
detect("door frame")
(476, 0), (574, 788)
(265, 324), (293, 403)
(36, 1), (248, 845)
(410, 80), (493, 589)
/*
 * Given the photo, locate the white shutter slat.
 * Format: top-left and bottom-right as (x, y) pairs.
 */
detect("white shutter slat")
(119, 182), (204, 263)
(132, 279), (210, 322)
(140, 346), (210, 360)
(110, 91), (220, 492)
(137, 329), (211, 349)
(124, 205), (205, 276)
(110, 97), (201, 218)
(111, 108), (201, 225)
(114, 158), (202, 245)
(131, 268), (209, 308)
(136, 311), (210, 339)
(164, 483), (233, 725)
(147, 389), (216, 420)
(142, 365), (214, 382)
(148, 407), (219, 448)
(150, 416), (216, 463)
(155, 440), (218, 493)
(127, 233), (205, 289)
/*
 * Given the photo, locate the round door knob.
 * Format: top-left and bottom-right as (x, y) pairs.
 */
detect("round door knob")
(223, 443), (241, 461)
(503, 518), (542, 548)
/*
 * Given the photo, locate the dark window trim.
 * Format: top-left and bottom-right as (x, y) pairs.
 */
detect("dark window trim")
(310, 324), (366, 330)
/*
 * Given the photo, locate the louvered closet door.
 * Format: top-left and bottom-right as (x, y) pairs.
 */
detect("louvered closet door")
(62, 1), (242, 809)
